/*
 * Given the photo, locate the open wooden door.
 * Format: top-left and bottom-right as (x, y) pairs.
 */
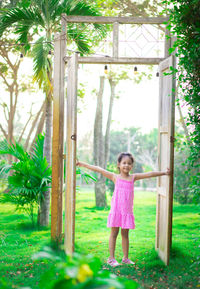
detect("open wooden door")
(156, 55), (176, 265)
(64, 53), (78, 255)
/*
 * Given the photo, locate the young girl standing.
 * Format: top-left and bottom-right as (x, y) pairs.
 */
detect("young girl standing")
(76, 152), (170, 267)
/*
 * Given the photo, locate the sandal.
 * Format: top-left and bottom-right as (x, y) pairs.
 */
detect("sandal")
(122, 258), (135, 265)
(107, 257), (120, 267)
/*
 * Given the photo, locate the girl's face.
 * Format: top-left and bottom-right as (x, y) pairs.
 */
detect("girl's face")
(118, 156), (133, 175)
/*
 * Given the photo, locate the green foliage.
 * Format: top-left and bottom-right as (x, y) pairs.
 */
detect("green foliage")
(0, 190), (200, 288)
(173, 125), (199, 204)
(0, 0), (107, 94)
(0, 134), (51, 224)
(105, 162), (118, 193)
(0, 278), (11, 289)
(31, 246), (139, 289)
(162, 0), (200, 203)
(76, 167), (97, 186)
(109, 127), (157, 180)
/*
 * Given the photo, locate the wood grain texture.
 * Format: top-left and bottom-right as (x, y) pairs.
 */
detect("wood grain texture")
(62, 15), (169, 24)
(64, 56), (164, 64)
(64, 53), (78, 255)
(51, 19), (66, 243)
(156, 55), (176, 265)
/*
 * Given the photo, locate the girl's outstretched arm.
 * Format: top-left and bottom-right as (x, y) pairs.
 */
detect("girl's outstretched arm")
(134, 168), (171, 181)
(76, 161), (115, 182)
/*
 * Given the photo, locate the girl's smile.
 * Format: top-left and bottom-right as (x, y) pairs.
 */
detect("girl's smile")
(118, 156), (133, 176)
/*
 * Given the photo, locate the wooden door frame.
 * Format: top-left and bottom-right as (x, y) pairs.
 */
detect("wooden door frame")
(51, 15), (176, 263)
(156, 55), (176, 265)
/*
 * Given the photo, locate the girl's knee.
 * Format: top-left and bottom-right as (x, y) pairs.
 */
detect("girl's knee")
(110, 227), (119, 238)
(121, 228), (129, 238)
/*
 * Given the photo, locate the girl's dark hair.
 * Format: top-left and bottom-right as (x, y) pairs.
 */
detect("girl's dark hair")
(117, 152), (135, 164)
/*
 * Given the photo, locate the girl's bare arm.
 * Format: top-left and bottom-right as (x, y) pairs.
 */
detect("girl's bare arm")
(76, 161), (115, 182)
(134, 168), (170, 181)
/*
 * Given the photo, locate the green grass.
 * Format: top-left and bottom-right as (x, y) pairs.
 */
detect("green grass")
(0, 187), (200, 289)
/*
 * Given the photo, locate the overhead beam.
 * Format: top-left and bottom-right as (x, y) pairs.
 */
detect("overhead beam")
(64, 56), (164, 65)
(62, 15), (169, 24)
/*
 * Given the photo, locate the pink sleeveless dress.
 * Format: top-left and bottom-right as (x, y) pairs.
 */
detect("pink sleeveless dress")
(107, 176), (135, 229)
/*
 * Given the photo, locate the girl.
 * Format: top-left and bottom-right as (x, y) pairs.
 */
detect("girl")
(76, 152), (170, 267)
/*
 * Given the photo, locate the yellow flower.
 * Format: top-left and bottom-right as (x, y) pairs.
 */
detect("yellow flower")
(109, 287), (116, 289)
(77, 264), (93, 282)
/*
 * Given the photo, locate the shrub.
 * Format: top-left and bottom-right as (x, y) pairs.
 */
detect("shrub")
(0, 134), (51, 225)
(28, 246), (139, 289)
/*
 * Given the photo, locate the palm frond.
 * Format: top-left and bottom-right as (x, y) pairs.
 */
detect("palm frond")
(67, 25), (91, 55)
(67, 0), (106, 37)
(0, 162), (11, 176)
(0, 162), (11, 184)
(0, 135), (51, 223)
(0, 7), (45, 37)
(32, 37), (53, 92)
(0, 139), (29, 161)
(41, 0), (60, 22)
(76, 167), (97, 184)
(32, 37), (51, 75)
(31, 133), (45, 161)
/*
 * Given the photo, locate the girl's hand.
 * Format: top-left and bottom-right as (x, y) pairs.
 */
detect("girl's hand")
(165, 168), (171, 175)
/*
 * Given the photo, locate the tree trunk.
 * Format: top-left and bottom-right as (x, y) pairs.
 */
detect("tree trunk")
(95, 177), (106, 207)
(39, 96), (52, 226)
(93, 76), (107, 207)
(104, 78), (116, 168)
(29, 108), (45, 152)
(24, 101), (45, 150)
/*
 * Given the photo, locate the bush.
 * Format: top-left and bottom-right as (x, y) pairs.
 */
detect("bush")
(28, 246), (139, 289)
(0, 134), (51, 225)
(173, 130), (200, 204)
(163, 0), (200, 204)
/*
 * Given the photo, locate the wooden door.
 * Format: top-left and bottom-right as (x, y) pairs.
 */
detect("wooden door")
(156, 55), (176, 265)
(64, 53), (78, 255)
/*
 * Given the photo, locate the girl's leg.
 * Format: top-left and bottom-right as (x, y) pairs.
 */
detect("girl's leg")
(121, 228), (129, 259)
(109, 227), (119, 259)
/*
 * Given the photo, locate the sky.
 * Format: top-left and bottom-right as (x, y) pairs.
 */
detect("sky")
(77, 64), (160, 139)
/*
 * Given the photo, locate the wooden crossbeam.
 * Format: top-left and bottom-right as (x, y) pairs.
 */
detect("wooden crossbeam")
(62, 15), (169, 24)
(64, 56), (164, 65)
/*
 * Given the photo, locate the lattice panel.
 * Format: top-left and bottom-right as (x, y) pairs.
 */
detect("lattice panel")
(119, 24), (165, 57)
(66, 23), (165, 58)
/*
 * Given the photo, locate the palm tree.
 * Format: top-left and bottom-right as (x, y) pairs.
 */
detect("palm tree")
(0, 0), (105, 226)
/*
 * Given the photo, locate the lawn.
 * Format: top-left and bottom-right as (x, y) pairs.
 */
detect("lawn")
(0, 187), (200, 289)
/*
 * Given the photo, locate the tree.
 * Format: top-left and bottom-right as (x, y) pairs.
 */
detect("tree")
(93, 69), (130, 207)
(114, 0), (163, 17)
(0, 0), (105, 225)
(0, 1), (46, 155)
(0, 34), (46, 151)
(162, 0), (200, 203)
(93, 76), (106, 207)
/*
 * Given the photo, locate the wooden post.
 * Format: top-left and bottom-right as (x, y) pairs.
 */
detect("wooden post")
(164, 28), (171, 57)
(64, 53), (78, 255)
(51, 15), (66, 243)
(113, 22), (119, 57)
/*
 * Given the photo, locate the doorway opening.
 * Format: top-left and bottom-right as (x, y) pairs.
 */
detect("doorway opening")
(51, 15), (176, 265)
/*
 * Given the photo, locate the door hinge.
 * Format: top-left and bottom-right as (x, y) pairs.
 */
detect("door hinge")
(170, 136), (176, 143)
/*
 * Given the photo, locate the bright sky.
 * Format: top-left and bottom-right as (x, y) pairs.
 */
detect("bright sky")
(77, 64), (159, 138)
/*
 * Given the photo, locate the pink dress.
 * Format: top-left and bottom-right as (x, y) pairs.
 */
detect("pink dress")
(107, 176), (135, 229)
